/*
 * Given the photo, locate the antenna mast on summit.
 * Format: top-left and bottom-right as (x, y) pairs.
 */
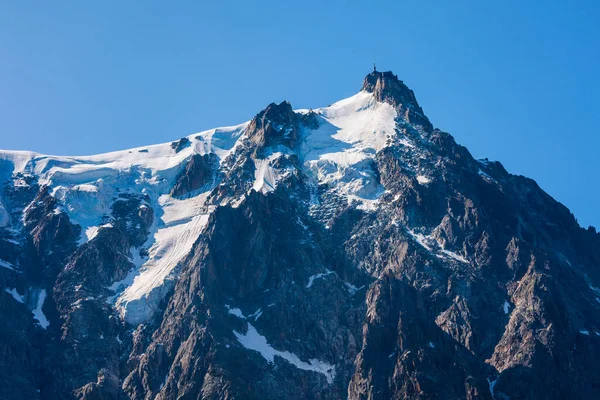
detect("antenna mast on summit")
(373, 63), (377, 73)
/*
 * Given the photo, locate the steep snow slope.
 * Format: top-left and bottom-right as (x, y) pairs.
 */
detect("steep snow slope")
(299, 91), (397, 210)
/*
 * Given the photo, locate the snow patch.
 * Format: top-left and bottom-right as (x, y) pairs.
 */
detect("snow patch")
(80, 223), (113, 244)
(248, 308), (263, 321)
(416, 175), (431, 185)
(439, 249), (469, 264)
(407, 229), (432, 251)
(344, 282), (364, 295)
(227, 305), (245, 319)
(234, 323), (336, 384)
(306, 270), (333, 288)
(33, 289), (49, 329)
(5, 288), (24, 303)
(299, 91), (394, 212)
(253, 158), (277, 193)
(503, 301), (510, 314)
(0, 259), (16, 270)
(116, 192), (212, 324)
(487, 377), (498, 400)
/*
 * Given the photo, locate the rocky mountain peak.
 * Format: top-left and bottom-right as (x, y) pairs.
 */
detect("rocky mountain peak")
(0, 71), (599, 400)
(246, 101), (299, 149)
(362, 70), (432, 130)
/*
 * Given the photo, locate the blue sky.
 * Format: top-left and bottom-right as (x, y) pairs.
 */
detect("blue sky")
(1, 1), (598, 227)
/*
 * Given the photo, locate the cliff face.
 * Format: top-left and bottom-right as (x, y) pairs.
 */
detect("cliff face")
(1, 71), (599, 400)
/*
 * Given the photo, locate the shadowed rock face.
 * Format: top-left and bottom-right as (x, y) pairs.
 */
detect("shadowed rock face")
(171, 137), (191, 153)
(171, 153), (219, 198)
(246, 101), (300, 150)
(1, 71), (599, 400)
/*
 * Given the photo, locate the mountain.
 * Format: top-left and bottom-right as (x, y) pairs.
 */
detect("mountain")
(1, 70), (599, 400)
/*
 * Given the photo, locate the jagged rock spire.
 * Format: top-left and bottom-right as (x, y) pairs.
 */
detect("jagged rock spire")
(245, 101), (299, 149)
(362, 70), (432, 131)
(245, 101), (319, 151)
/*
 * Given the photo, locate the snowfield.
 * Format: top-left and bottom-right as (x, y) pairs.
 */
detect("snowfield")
(299, 91), (398, 208)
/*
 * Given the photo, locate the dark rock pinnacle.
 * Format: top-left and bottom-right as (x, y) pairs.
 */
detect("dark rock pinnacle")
(362, 70), (432, 131)
(246, 101), (300, 149)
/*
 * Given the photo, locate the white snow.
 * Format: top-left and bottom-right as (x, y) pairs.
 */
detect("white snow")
(115, 193), (212, 324)
(5, 288), (24, 303)
(407, 228), (470, 264)
(580, 330), (590, 335)
(589, 283), (600, 296)
(503, 301), (510, 314)
(73, 183), (99, 193)
(33, 289), (50, 329)
(306, 270), (333, 288)
(428, 341), (435, 348)
(299, 91), (396, 210)
(407, 229), (432, 251)
(85, 226), (100, 242)
(344, 282), (364, 295)
(0, 259), (16, 270)
(487, 377), (497, 400)
(1, 120), (246, 237)
(234, 323), (336, 384)
(248, 308), (263, 320)
(80, 223), (113, 244)
(478, 169), (496, 183)
(226, 306), (263, 321)
(252, 151), (292, 194)
(416, 175), (431, 185)
(253, 158), (276, 193)
(439, 249), (469, 264)
(227, 306), (245, 319)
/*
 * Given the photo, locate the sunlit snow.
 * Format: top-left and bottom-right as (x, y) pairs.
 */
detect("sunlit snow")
(115, 193), (212, 324)
(299, 91), (396, 209)
(416, 175), (431, 185)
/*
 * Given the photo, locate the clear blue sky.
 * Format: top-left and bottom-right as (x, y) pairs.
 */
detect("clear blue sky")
(1, 1), (598, 228)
